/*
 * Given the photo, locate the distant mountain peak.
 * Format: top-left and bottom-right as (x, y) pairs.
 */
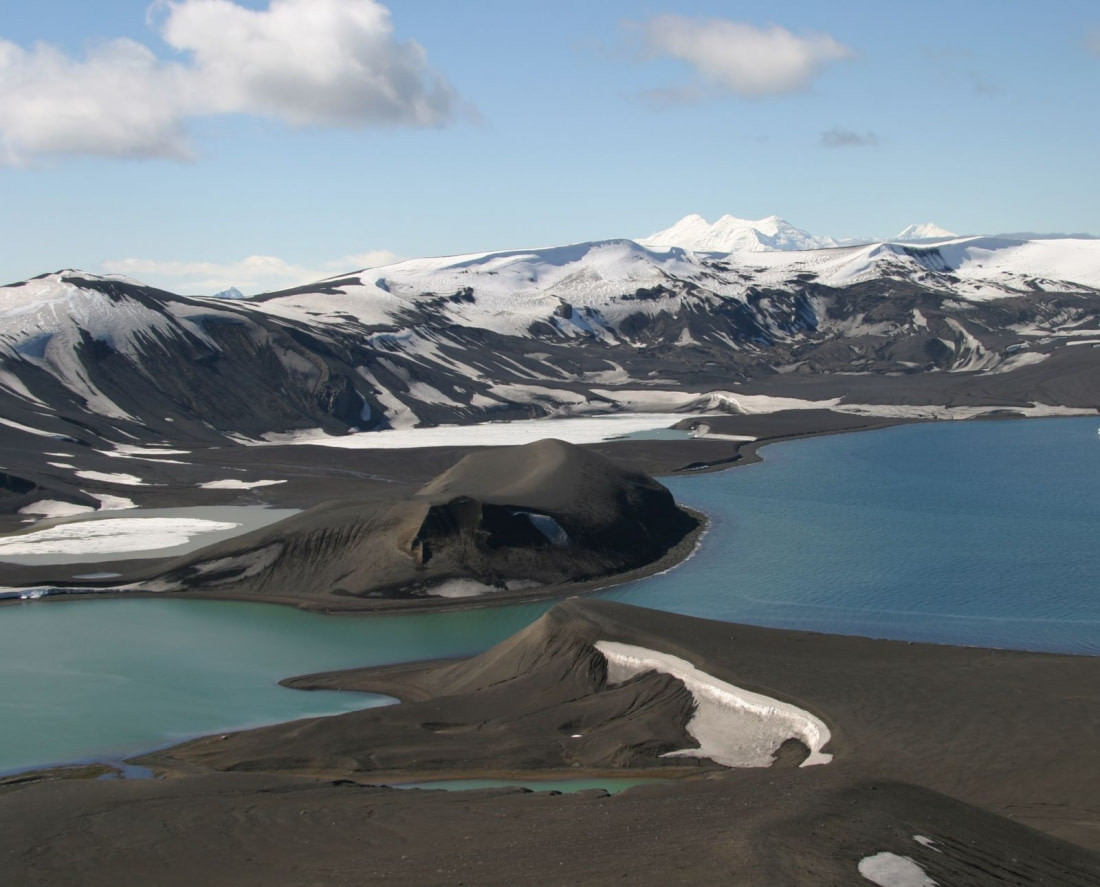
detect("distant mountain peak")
(213, 286), (246, 300)
(638, 213), (838, 253)
(895, 222), (957, 242)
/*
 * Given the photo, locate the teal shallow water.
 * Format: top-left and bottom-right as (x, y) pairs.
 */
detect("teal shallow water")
(0, 599), (548, 775)
(1, 416), (1097, 775)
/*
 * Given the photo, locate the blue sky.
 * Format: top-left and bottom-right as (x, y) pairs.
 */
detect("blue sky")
(1, 0), (1098, 293)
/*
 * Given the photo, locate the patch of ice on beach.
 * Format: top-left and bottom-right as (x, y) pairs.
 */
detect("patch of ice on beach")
(858, 852), (937, 886)
(687, 422), (756, 442)
(912, 836), (939, 852)
(17, 500), (95, 518)
(0, 518), (239, 557)
(198, 479), (287, 490)
(833, 402), (1098, 421)
(430, 579), (500, 598)
(252, 413), (686, 449)
(73, 471), (152, 486)
(430, 578), (541, 598)
(594, 641), (832, 768)
(46, 462), (76, 469)
(590, 389), (840, 415)
(90, 493), (138, 510)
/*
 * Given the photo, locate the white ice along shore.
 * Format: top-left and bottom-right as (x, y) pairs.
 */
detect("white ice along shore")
(253, 412), (692, 449)
(594, 641), (832, 768)
(0, 518), (240, 558)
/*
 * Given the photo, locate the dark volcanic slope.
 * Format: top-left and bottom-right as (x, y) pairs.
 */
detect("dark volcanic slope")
(147, 598), (1100, 850)
(13, 439), (699, 608)
(4, 599), (1098, 886)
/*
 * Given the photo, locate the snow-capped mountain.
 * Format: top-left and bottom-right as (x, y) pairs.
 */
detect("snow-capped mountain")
(638, 214), (840, 253)
(895, 223), (957, 242)
(213, 286), (246, 299)
(1, 233), (1098, 451)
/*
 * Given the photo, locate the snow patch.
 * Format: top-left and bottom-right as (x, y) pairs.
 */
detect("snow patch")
(198, 479), (286, 490)
(0, 416), (73, 440)
(90, 493), (138, 511)
(858, 853), (937, 887)
(0, 518), (239, 557)
(17, 500), (95, 518)
(73, 471), (152, 486)
(595, 641), (832, 768)
(251, 413), (683, 449)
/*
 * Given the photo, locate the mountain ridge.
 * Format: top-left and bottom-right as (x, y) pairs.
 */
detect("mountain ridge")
(0, 230), (1097, 458)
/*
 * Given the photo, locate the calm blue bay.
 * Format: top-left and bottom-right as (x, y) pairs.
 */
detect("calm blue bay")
(2, 416), (1097, 774)
(615, 416), (1100, 655)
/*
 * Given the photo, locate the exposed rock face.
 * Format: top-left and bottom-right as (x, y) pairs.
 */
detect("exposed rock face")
(117, 439), (699, 606)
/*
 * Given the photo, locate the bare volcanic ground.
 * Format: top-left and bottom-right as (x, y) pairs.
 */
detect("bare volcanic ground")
(5, 439), (700, 610)
(3, 599), (1098, 886)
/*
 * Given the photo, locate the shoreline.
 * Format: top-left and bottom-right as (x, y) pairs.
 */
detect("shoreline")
(3, 414), (1100, 884)
(0, 408), (919, 614)
(4, 597), (1098, 885)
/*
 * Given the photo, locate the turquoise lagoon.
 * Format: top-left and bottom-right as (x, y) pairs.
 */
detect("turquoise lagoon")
(1, 416), (1097, 775)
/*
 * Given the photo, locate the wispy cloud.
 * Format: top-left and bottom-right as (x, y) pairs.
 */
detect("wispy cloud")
(820, 128), (878, 148)
(0, 0), (469, 165)
(101, 248), (401, 295)
(632, 17), (853, 100)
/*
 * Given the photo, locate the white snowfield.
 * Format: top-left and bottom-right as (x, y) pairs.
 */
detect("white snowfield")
(594, 641), (832, 769)
(242, 232), (1100, 340)
(254, 412), (691, 449)
(1, 227), (1097, 443)
(858, 852), (938, 887)
(198, 479), (286, 489)
(17, 500), (95, 518)
(638, 212), (843, 252)
(0, 272), (251, 420)
(0, 517), (239, 557)
(73, 470), (152, 486)
(895, 222), (957, 242)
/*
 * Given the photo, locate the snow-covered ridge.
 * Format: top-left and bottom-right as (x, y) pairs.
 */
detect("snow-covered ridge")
(0, 271), (248, 419)
(639, 213), (840, 252)
(254, 233), (1100, 340)
(894, 222), (956, 242)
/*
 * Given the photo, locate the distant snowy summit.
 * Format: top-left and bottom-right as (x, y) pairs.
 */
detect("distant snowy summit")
(638, 213), (839, 253)
(894, 222), (957, 242)
(213, 286), (246, 299)
(640, 213), (960, 253)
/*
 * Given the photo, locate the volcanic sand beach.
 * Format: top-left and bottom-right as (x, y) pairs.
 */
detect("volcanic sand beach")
(3, 598), (1099, 885)
(1, 408), (1099, 885)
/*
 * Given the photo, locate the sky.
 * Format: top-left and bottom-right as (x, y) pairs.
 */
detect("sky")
(1, 0), (1098, 294)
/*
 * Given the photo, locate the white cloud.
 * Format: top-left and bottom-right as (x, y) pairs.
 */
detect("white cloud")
(636, 17), (853, 98)
(0, 0), (465, 165)
(0, 38), (192, 163)
(101, 248), (401, 295)
(155, 0), (459, 127)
